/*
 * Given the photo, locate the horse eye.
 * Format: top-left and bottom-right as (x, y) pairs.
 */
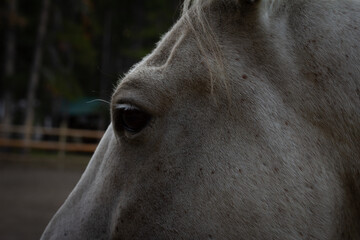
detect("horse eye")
(115, 104), (151, 133)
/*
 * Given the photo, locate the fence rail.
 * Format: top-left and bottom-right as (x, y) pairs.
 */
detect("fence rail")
(0, 124), (105, 153)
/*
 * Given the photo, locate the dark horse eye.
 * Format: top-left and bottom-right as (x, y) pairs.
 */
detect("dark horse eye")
(115, 104), (151, 133)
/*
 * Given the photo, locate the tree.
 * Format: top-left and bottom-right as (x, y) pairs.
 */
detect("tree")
(24, 0), (50, 144)
(2, 0), (18, 126)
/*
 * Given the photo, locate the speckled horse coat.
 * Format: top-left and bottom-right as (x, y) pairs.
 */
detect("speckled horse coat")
(41, 0), (360, 239)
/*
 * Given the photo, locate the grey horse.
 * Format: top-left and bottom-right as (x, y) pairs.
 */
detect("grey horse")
(42, 0), (360, 239)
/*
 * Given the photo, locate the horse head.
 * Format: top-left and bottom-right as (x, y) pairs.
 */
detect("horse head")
(42, 0), (360, 239)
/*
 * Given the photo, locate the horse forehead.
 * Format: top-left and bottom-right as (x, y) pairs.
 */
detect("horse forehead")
(122, 20), (204, 87)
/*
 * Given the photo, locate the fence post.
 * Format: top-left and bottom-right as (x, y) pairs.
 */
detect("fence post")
(58, 121), (68, 158)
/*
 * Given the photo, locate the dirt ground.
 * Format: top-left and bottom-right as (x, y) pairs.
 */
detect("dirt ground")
(0, 154), (87, 240)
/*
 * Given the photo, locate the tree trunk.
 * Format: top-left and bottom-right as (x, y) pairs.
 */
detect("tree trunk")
(133, 0), (144, 50)
(98, 9), (113, 130)
(24, 0), (50, 145)
(1, 0), (17, 126)
(4, 0), (17, 78)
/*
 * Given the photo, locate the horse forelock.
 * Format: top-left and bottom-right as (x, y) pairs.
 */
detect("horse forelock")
(179, 0), (284, 93)
(181, 0), (227, 93)
(182, 0), (284, 14)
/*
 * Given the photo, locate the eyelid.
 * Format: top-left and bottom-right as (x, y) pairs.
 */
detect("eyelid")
(115, 103), (139, 111)
(113, 98), (154, 116)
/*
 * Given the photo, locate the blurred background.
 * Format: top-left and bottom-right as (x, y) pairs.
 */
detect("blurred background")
(0, 0), (181, 239)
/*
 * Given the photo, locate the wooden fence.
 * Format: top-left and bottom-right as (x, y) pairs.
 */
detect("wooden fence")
(0, 124), (105, 153)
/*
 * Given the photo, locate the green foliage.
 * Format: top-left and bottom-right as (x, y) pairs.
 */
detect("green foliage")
(57, 21), (97, 69)
(42, 67), (83, 100)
